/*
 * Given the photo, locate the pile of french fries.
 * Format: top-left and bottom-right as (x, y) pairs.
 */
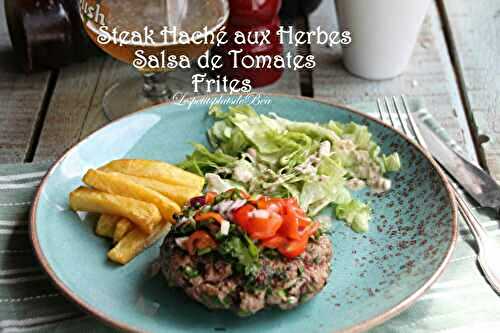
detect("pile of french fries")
(69, 159), (204, 264)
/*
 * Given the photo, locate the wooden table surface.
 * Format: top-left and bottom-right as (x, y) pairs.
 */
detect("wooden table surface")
(0, 0), (499, 183)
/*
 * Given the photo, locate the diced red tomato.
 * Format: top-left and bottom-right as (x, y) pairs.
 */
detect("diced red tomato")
(286, 200), (307, 218)
(278, 236), (309, 258)
(229, 194), (320, 258)
(245, 211), (283, 240)
(276, 199), (314, 240)
(278, 206), (300, 240)
(263, 222), (319, 258)
(299, 221), (320, 238)
(233, 204), (255, 229)
(261, 235), (288, 249)
(194, 211), (224, 224)
(298, 217), (310, 228)
(255, 196), (283, 214)
(185, 230), (217, 255)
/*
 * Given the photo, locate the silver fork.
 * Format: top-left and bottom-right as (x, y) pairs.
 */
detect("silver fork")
(377, 96), (500, 295)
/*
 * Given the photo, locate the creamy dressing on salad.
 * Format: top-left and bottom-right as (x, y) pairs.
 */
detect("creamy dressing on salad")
(179, 105), (401, 233)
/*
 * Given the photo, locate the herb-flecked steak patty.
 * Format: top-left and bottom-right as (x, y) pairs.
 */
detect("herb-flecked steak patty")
(160, 234), (332, 315)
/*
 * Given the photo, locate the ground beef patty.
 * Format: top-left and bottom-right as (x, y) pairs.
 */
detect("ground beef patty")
(160, 235), (332, 315)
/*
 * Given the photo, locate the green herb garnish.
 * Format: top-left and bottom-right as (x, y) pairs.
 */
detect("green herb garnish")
(182, 266), (200, 279)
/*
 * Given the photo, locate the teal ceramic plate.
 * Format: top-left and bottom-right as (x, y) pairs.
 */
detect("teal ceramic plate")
(31, 94), (457, 333)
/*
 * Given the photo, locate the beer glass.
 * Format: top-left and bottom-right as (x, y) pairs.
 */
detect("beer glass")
(80, 0), (229, 120)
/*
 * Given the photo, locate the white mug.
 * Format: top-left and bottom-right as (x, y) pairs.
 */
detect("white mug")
(335, 0), (432, 80)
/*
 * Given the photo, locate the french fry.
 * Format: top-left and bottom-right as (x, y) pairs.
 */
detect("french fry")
(69, 187), (161, 234)
(95, 214), (119, 238)
(106, 172), (200, 206)
(113, 218), (133, 243)
(108, 222), (172, 264)
(99, 159), (204, 192)
(83, 169), (180, 221)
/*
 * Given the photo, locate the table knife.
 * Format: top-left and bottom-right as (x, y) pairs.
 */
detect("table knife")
(414, 117), (500, 213)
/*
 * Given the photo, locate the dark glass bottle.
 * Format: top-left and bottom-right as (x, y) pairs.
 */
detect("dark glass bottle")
(279, 0), (322, 20)
(4, 0), (100, 72)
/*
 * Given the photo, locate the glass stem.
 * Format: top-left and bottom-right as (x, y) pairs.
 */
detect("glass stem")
(142, 72), (173, 101)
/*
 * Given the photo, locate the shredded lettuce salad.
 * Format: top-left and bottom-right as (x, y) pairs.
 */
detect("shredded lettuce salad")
(178, 105), (401, 233)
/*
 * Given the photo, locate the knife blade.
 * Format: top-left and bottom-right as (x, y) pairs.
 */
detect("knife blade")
(414, 116), (500, 211)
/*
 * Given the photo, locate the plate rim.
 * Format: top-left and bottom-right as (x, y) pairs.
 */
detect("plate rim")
(29, 93), (458, 333)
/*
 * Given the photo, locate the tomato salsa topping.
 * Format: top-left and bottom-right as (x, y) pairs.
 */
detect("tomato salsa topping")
(233, 195), (320, 258)
(176, 189), (322, 265)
